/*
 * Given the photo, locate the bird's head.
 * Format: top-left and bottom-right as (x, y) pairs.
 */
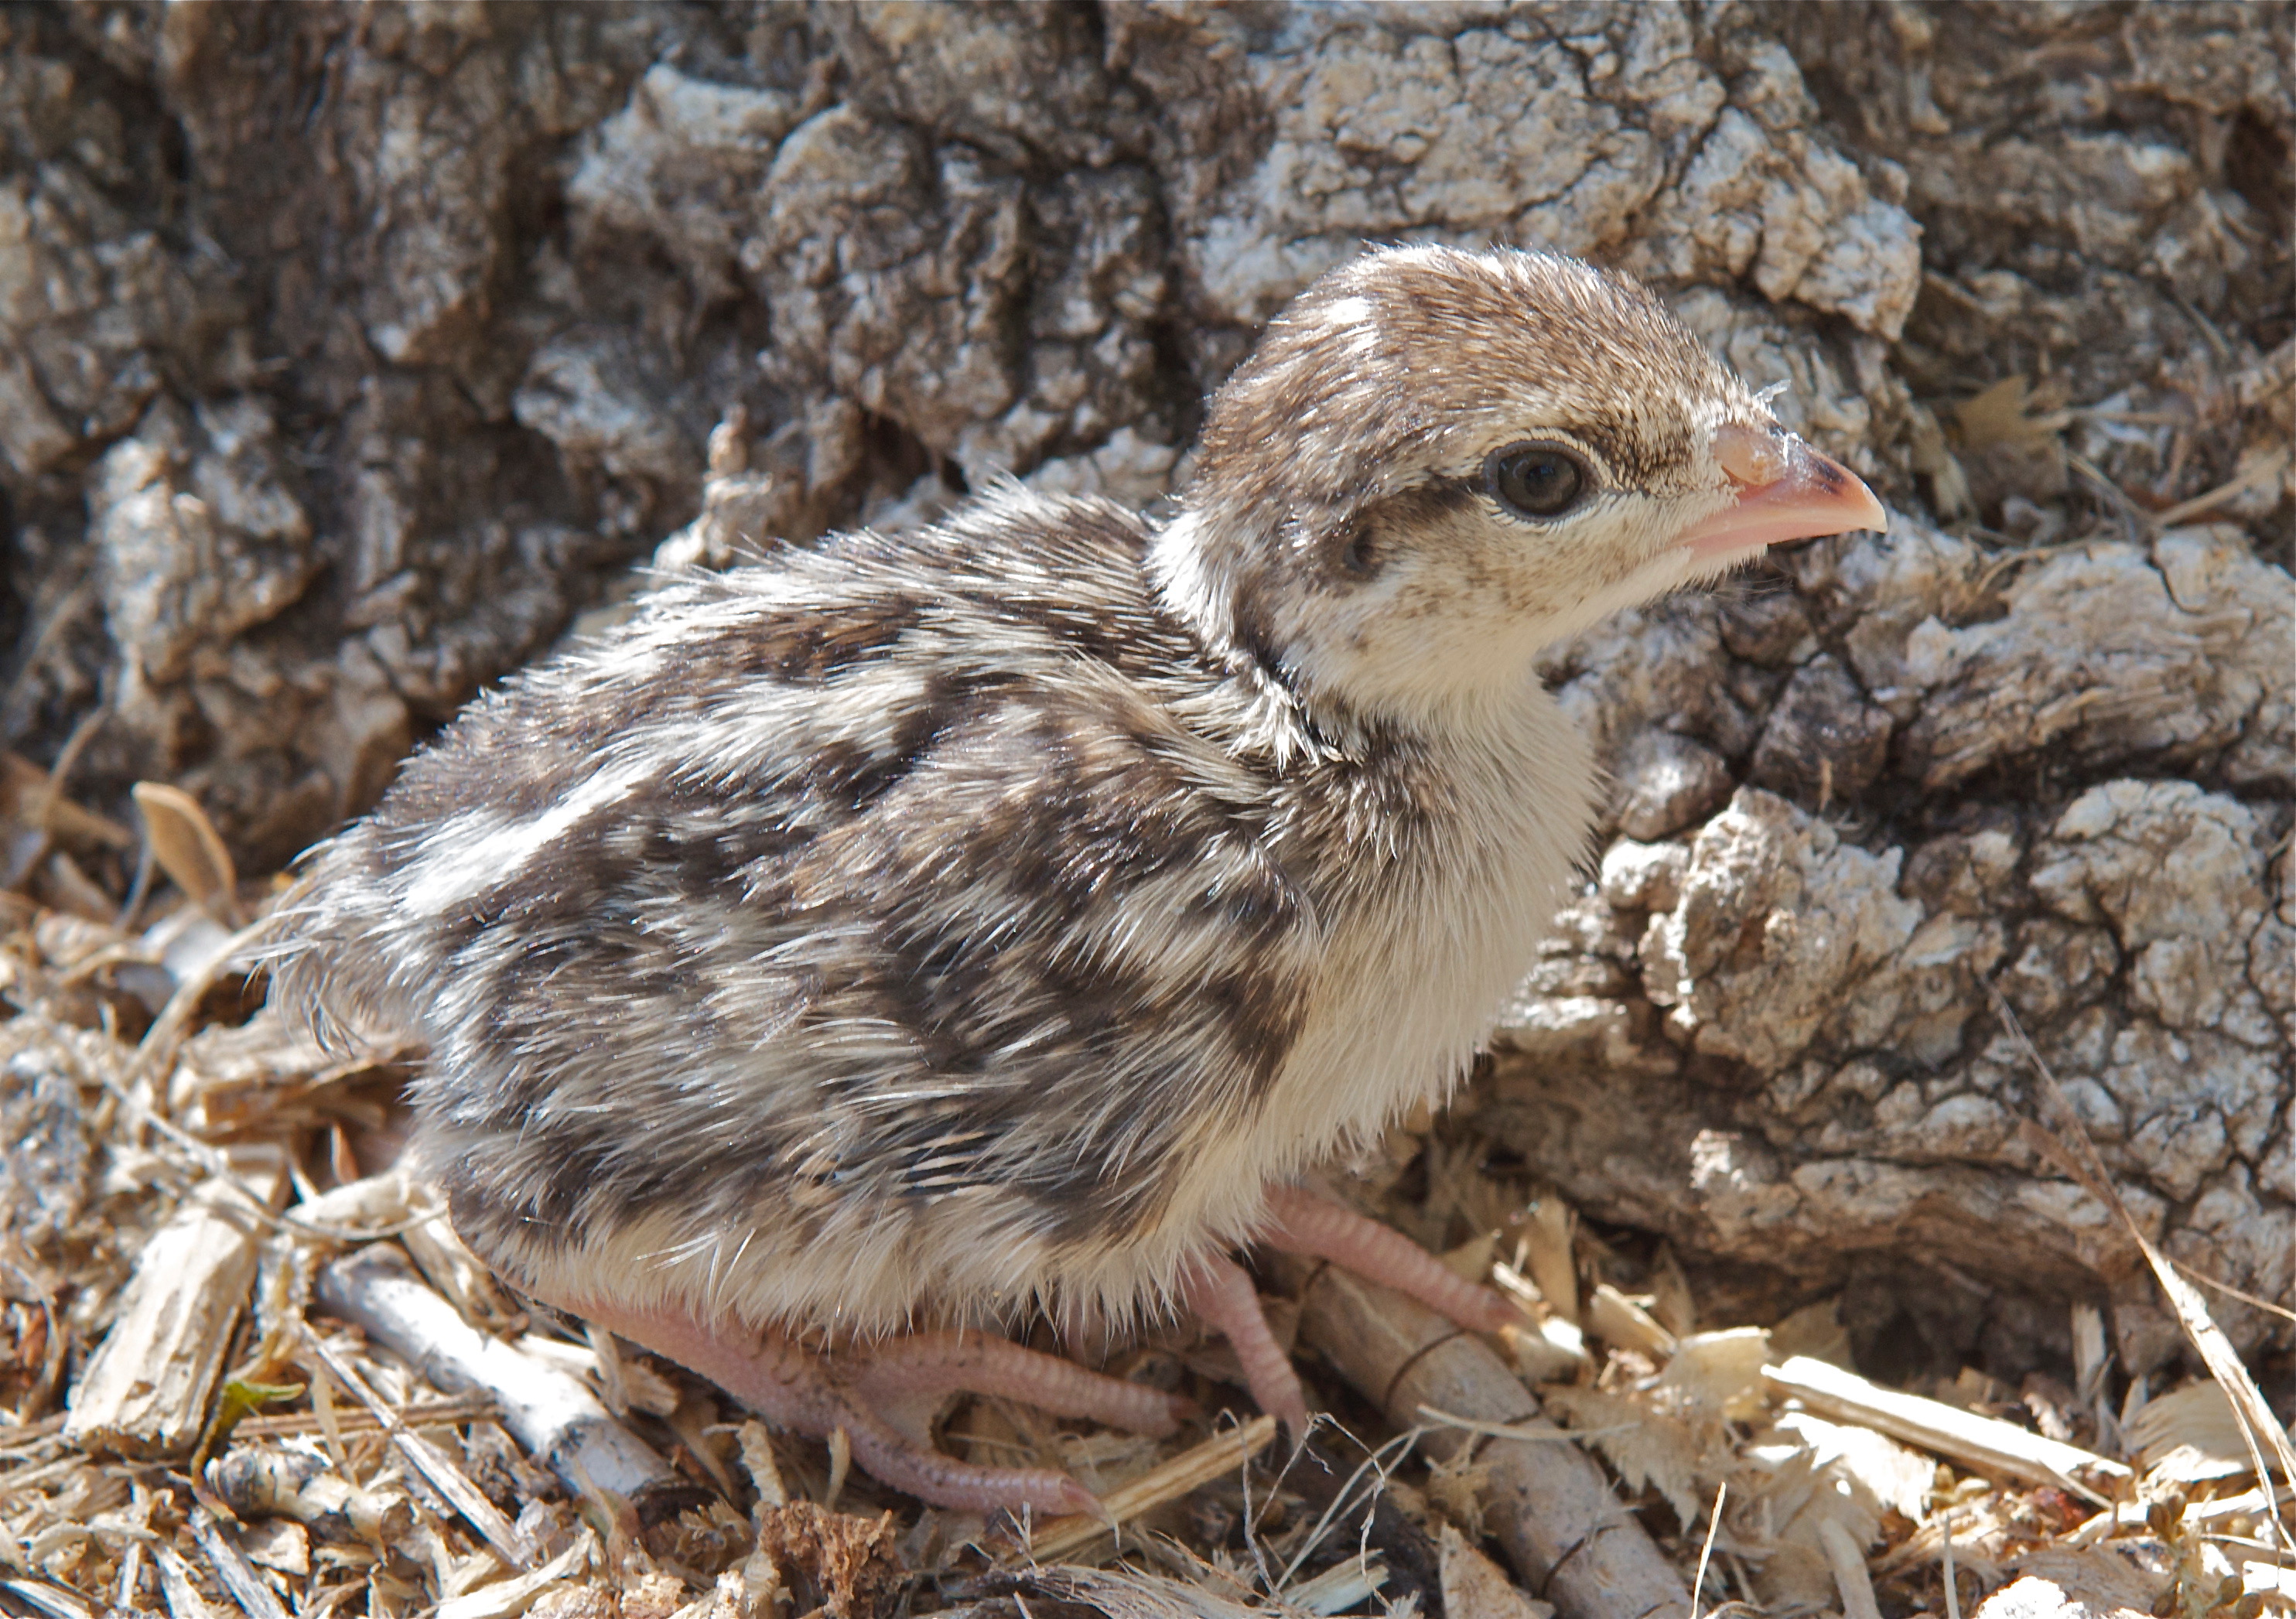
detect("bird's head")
(1153, 245), (1885, 730)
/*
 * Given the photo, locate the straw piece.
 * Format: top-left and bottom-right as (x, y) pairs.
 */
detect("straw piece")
(1028, 1415), (1277, 1563)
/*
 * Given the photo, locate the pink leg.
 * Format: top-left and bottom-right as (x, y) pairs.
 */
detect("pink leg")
(1260, 1186), (1520, 1334)
(565, 1296), (1100, 1517)
(847, 1330), (1191, 1442)
(1180, 1252), (1309, 1439)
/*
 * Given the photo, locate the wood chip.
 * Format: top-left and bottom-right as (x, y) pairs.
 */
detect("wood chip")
(1762, 1356), (2130, 1495)
(1290, 1553), (1388, 1616)
(737, 1419), (788, 1508)
(0, 1580), (94, 1619)
(1027, 1414), (1277, 1563)
(1440, 1523), (1552, 1619)
(1816, 1515), (1883, 1619)
(152, 1544), (220, 1619)
(1520, 1198), (1577, 1327)
(2127, 1379), (2251, 1481)
(63, 1145), (289, 1458)
(434, 1532), (594, 1619)
(1584, 1283), (1677, 1359)
(190, 1506), (290, 1619)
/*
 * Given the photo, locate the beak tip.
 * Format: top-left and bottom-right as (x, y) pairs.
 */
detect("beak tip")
(1682, 436), (1889, 558)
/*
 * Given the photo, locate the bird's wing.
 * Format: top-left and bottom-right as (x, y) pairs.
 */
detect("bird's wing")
(283, 494), (1323, 1276)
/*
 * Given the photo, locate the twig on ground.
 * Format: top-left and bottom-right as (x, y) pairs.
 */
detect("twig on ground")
(1691, 1481), (1726, 1619)
(314, 1244), (678, 1505)
(295, 1318), (537, 1568)
(1289, 1259), (1693, 1619)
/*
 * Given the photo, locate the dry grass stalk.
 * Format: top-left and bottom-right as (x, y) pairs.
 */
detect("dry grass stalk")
(1027, 1414), (1278, 1563)
(295, 1323), (537, 1569)
(2150, 442), (2292, 526)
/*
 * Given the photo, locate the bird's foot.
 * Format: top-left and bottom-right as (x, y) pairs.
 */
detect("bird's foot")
(561, 1296), (1189, 1518)
(550, 1191), (1508, 1514)
(1176, 1187), (1522, 1443)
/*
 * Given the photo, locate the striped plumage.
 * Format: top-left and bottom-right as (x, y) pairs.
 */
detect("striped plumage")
(275, 246), (1883, 1510)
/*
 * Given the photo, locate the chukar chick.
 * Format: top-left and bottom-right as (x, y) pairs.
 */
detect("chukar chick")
(275, 246), (1884, 1516)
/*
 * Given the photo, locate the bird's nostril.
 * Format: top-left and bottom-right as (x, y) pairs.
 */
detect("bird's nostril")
(1714, 422), (1791, 488)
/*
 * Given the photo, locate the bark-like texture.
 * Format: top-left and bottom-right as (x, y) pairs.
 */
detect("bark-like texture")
(3, 2), (2287, 1377)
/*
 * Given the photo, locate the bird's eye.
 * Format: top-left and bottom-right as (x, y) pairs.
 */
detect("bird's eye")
(1485, 442), (1590, 520)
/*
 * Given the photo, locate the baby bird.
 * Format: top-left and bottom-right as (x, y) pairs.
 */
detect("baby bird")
(275, 247), (1884, 1516)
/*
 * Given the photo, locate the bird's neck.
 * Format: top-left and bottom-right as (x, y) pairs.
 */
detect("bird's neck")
(1146, 507), (1549, 751)
(1146, 507), (1373, 759)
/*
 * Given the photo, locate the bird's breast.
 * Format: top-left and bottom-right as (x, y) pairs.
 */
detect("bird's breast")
(1076, 683), (1601, 1297)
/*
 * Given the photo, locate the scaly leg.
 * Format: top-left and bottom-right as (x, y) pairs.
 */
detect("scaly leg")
(1176, 1189), (1517, 1435)
(1179, 1252), (1309, 1439)
(547, 1189), (1507, 1514)
(1259, 1184), (1520, 1333)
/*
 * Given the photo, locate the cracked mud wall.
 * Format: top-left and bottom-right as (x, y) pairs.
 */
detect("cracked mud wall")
(2, 2), (2288, 1379)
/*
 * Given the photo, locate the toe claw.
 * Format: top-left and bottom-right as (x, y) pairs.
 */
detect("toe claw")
(1052, 1476), (1104, 1520)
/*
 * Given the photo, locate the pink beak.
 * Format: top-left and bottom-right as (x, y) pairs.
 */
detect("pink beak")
(1679, 423), (1887, 560)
